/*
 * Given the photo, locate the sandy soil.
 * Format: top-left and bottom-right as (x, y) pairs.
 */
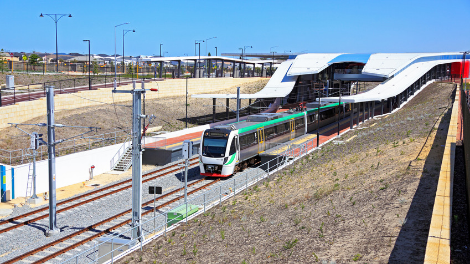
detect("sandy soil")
(0, 79), (269, 156)
(118, 82), (456, 264)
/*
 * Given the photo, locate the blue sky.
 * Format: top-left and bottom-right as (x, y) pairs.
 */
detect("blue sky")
(2, 0), (469, 57)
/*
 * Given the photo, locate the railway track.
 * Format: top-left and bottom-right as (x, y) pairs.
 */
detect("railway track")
(4, 177), (219, 264)
(0, 158), (198, 235)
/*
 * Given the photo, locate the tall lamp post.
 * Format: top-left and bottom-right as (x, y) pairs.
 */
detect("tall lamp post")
(195, 40), (203, 77)
(160, 44), (163, 57)
(243, 45), (252, 61)
(205, 37), (217, 56)
(83, 40), (91, 90)
(123, 29), (135, 74)
(215, 47), (218, 57)
(270, 46), (278, 76)
(39, 13), (72, 73)
(114, 22), (129, 88)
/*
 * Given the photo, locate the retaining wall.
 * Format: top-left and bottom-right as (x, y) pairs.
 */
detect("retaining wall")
(423, 87), (459, 264)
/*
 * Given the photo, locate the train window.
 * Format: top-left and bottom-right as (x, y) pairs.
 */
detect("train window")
(229, 140), (236, 155)
(295, 118), (304, 128)
(265, 127), (275, 138)
(240, 133), (256, 149)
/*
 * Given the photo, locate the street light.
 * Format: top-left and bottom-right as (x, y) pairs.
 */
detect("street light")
(160, 44), (163, 57)
(39, 13), (72, 73)
(83, 40), (91, 90)
(195, 40), (204, 77)
(123, 29), (135, 74)
(205, 37), (216, 56)
(114, 22), (129, 88)
(215, 47), (218, 57)
(270, 46), (278, 77)
(243, 46), (252, 61)
(195, 39), (204, 56)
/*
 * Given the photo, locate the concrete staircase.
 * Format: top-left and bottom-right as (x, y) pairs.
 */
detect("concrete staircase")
(112, 146), (132, 171)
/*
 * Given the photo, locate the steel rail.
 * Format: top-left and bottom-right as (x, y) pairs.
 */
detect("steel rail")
(0, 158), (198, 234)
(5, 177), (217, 264)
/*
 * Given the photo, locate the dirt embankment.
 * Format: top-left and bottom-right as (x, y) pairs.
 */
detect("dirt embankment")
(0, 72), (81, 86)
(0, 79), (269, 152)
(119, 82), (456, 263)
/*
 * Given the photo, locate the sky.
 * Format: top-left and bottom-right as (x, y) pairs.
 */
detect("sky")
(1, 0), (470, 57)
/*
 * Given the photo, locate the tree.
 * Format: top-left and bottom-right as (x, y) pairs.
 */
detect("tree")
(92, 60), (99, 74)
(208, 52), (211, 56)
(29, 54), (42, 65)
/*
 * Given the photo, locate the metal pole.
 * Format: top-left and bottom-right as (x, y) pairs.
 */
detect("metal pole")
(317, 97), (320, 147)
(46, 86), (59, 237)
(186, 78), (188, 128)
(55, 16), (58, 72)
(337, 93), (341, 136)
(32, 149), (38, 199)
(131, 88), (143, 240)
(236, 87), (240, 122)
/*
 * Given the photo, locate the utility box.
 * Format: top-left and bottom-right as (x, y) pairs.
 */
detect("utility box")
(97, 237), (135, 264)
(6, 75), (14, 89)
(182, 140), (193, 159)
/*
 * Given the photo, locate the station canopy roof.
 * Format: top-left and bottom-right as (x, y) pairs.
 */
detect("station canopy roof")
(141, 56), (272, 64)
(192, 52), (465, 101)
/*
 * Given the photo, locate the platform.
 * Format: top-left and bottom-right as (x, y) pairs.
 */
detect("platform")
(143, 131), (201, 166)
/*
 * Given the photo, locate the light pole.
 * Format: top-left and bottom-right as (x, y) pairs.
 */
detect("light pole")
(270, 46), (278, 76)
(83, 40), (91, 90)
(195, 40), (204, 56)
(195, 41), (203, 77)
(123, 29), (135, 74)
(215, 47), (218, 57)
(243, 46), (252, 61)
(160, 44), (163, 57)
(39, 13), (72, 73)
(114, 22), (129, 88)
(205, 37), (216, 56)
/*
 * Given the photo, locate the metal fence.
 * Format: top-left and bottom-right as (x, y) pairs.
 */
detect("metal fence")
(460, 84), (470, 222)
(0, 61), (271, 78)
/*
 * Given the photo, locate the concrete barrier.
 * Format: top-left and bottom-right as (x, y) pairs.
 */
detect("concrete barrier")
(424, 88), (459, 264)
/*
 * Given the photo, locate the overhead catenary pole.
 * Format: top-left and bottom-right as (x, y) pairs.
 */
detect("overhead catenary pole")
(46, 86), (59, 237)
(113, 80), (151, 240)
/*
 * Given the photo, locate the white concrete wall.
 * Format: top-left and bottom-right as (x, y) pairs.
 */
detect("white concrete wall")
(143, 125), (209, 145)
(12, 143), (122, 198)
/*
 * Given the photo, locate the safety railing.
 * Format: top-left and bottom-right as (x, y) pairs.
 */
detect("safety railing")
(109, 137), (131, 170)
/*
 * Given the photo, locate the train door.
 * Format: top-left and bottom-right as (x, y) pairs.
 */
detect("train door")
(257, 128), (265, 153)
(290, 119), (295, 140)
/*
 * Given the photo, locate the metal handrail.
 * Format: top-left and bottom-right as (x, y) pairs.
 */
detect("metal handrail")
(109, 137), (131, 170)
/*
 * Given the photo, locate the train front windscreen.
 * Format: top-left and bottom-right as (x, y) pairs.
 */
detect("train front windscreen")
(202, 136), (228, 157)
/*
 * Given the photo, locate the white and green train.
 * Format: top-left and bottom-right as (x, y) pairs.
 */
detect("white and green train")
(199, 102), (349, 177)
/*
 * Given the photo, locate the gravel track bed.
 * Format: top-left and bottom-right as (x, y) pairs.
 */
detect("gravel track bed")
(0, 159), (201, 263)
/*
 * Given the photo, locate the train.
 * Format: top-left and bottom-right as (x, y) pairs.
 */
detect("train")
(199, 102), (352, 177)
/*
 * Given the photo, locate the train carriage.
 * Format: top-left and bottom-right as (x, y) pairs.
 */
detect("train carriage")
(200, 102), (351, 177)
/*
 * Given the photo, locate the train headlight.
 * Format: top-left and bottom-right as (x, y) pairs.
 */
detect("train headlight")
(223, 157), (228, 164)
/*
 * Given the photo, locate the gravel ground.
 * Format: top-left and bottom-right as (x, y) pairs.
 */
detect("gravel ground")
(0, 72), (83, 86)
(117, 82), (457, 263)
(0, 160), (202, 263)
